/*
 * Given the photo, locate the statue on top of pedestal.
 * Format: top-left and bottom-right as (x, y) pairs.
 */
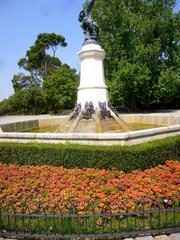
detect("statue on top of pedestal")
(78, 0), (99, 43)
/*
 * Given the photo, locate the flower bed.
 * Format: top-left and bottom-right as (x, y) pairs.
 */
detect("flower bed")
(0, 160), (179, 214)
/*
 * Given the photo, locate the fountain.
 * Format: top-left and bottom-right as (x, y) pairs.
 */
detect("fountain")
(0, 0), (179, 145)
(54, 0), (131, 134)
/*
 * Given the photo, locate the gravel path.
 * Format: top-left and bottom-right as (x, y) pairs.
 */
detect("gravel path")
(0, 233), (180, 240)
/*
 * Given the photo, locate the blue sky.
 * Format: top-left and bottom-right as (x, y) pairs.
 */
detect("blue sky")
(0, 0), (179, 101)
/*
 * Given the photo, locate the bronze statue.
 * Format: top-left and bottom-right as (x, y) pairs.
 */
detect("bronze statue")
(79, 0), (99, 43)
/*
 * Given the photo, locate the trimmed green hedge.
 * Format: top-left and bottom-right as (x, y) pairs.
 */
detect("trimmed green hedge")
(0, 136), (179, 172)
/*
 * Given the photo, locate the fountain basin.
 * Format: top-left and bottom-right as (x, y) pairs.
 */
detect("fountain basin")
(0, 113), (179, 146)
(0, 125), (179, 146)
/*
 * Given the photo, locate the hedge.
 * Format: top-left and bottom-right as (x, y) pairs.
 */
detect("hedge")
(0, 136), (179, 172)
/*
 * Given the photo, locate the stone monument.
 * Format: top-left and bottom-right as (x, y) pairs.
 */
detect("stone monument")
(77, 0), (109, 117)
(55, 0), (130, 132)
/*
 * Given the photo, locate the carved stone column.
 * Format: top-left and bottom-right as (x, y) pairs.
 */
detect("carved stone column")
(77, 43), (109, 110)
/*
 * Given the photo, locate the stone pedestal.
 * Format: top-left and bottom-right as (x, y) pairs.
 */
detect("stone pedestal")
(77, 43), (108, 110)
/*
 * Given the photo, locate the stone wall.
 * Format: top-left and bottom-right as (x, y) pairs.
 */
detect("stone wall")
(120, 114), (180, 126)
(0, 118), (66, 132)
(0, 120), (39, 132)
(0, 124), (179, 145)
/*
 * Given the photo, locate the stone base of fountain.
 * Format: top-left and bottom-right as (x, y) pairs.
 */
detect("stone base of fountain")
(54, 105), (131, 134)
(0, 112), (179, 146)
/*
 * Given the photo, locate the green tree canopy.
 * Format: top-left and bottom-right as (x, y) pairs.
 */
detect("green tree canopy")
(35, 33), (67, 57)
(0, 87), (46, 115)
(12, 73), (41, 93)
(42, 64), (79, 113)
(93, 0), (180, 110)
(17, 33), (66, 87)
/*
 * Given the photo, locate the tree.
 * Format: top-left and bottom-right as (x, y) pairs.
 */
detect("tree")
(35, 33), (67, 57)
(12, 73), (41, 93)
(110, 59), (151, 110)
(18, 33), (66, 85)
(42, 64), (79, 113)
(0, 87), (46, 115)
(93, 0), (180, 110)
(0, 99), (13, 116)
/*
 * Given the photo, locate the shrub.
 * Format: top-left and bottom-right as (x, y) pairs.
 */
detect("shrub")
(0, 136), (179, 172)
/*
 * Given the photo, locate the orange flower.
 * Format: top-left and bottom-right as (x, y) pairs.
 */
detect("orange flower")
(0, 160), (179, 214)
(97, 217), (103, 226)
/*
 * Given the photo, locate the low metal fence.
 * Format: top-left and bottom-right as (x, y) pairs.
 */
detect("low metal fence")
(0, 200), (179, 239)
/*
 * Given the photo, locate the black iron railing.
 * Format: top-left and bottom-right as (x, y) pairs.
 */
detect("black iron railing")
(0, 200), (179, 239)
